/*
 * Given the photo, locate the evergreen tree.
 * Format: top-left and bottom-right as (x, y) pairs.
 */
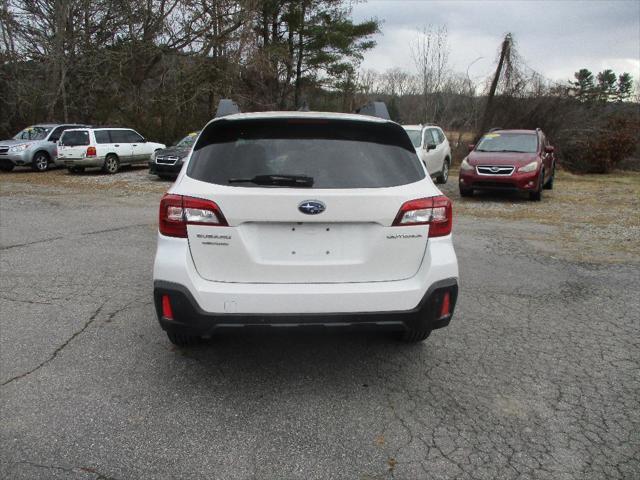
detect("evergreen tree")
(617, 72), (633, 102)
(596, 69), (617, 101)
(571, 68), (594, 101)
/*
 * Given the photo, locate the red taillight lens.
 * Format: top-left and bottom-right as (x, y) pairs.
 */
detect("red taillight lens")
(159, 194), (228, 238)
(392, 195), (452, 238)
(86, 146), (97, 157)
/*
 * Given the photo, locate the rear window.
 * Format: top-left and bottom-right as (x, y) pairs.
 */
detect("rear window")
(94, 130), (111, 144)
(60, 130), (90, 146)
(187, 118), (425, 188)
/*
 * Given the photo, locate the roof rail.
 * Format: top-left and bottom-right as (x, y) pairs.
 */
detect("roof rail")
(215, 99), (240, 118)
(488, 127), (503, 132)
(354, 101), (390, 120)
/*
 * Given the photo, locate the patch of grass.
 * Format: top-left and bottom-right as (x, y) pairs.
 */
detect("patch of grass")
(445, 168), (640, 264)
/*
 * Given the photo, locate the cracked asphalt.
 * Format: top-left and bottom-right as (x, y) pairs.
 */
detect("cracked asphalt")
(1, 169), (639, 479)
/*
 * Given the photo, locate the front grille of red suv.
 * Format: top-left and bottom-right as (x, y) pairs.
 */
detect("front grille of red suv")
(476, 165), (515, 176)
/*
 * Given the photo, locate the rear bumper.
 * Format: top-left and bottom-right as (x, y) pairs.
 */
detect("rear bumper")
(154, 278), (458, 336)
(153, 232), (459, 335)
(459, 169), (540, 191)
(55, 157), (105, 168)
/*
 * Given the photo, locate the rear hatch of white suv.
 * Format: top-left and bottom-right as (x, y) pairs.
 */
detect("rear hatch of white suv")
(57, 129), (92, 160)
(171, 114), (442, 284)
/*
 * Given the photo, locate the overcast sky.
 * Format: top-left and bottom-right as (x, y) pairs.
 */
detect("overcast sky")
(352, 0), (640, 83)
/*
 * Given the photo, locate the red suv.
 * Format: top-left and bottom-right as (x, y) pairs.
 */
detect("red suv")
(458, 129), (556, 201)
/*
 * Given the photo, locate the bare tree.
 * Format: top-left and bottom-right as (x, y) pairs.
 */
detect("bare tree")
(411, 24), (449, 122)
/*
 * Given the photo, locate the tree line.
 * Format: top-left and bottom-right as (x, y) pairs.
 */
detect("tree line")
(1, 4), (637, 172)
(0, 0), (378, 142)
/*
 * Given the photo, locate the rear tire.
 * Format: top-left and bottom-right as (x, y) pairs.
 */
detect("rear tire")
(167, 331), (201, 347)
(102, 154), (119, 174)
(399, 328), (431, 343)
(31, 152), (50, 172)
(435, 159), (450, 184)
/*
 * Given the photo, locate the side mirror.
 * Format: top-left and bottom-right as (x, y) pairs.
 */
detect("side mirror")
(426, 143), (437, 151)
(544, 145), (554, 153)
(468, 144), (475, 152)
(141, 138), (147, 143)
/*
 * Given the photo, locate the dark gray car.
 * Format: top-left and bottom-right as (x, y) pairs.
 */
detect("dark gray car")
(149, 131), (200, 179)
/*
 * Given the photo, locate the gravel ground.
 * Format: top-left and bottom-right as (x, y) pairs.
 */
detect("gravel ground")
(1, 168), (639, 480)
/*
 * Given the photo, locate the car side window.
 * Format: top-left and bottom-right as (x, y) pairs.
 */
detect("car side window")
(436, 129), (446, 144)
(125, 130), (144, 143)
(94, 131), (111, 144)
(424, 129), (437, 147)
(109, 130), (128, 143)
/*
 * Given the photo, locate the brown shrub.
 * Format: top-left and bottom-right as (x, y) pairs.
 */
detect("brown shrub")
(559, 115), (640, 173)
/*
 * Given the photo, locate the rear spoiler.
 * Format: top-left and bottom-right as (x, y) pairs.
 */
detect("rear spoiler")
(215, 99), (241, 118)
(354, 101), (391, 120)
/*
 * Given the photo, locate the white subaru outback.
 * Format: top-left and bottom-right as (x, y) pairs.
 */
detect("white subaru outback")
(153, 111), (459, 346)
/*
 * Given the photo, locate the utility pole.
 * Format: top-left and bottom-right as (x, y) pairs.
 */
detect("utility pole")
(477, 33), (512, 141)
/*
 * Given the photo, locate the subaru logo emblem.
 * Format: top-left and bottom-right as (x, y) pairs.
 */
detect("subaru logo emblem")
(490, 166), (500, 173)
(298, 200), (325, 215)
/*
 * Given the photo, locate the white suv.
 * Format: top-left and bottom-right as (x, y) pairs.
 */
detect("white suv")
(153, 112), (459, 346)
(403, 125), (452, 184)
(56, 127), (165, 174)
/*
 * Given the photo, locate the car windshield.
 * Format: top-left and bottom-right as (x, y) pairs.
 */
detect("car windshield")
(13, 126), (52, 141)
(175, 133), (198, 148)
(476, 133), (538, 153)
(188, 118), (424, 189)
(404, 129), (422, 148)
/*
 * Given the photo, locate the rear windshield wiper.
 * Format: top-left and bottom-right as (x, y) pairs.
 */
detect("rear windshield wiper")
(228, 174), (314, 187)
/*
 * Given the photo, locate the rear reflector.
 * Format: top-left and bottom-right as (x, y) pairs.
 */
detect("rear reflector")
(440, 291), (451, 318)
(161, 294), (174, 320)
(159, 194), (228, 238)
(392, 195), (453, 237)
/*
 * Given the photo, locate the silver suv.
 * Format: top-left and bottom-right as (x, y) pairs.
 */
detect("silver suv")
(0, 124), (86, 172)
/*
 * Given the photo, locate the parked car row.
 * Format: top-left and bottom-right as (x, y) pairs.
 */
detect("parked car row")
(1, 121), (556, 203)
(0, 124), (166, 174)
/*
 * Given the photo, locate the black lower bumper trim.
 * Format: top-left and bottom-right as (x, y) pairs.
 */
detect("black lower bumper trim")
(149, 162), (181, 176)
(153, 278), (458, 337)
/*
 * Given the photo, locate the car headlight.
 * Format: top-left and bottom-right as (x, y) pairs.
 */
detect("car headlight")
(518, 161), (539, 173)
(460, 158), (474, 171)
(9, 144), (29, 153)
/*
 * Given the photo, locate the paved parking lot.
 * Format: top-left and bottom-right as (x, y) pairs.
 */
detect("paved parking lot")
(1, 168), (639, 479)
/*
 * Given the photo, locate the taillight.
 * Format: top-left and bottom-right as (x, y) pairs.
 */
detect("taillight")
(159, 194), (228, 238)
(86, 146), (97, 157)
(392, 195), (452, 238)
